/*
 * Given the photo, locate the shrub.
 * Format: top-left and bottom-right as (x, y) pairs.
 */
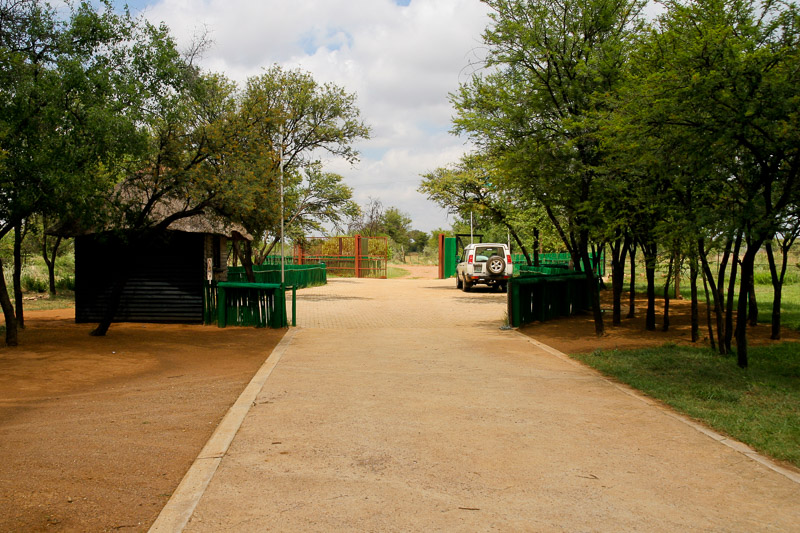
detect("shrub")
(754, 271), (800, 285)
(22, 275), (47, 293)
(56, 276), (75, 291)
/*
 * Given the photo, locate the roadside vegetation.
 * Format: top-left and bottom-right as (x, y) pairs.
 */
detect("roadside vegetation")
(573, 342), (800, 468)
(570, 260), (800, 468)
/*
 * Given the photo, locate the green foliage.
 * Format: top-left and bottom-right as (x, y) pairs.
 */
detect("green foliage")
(573, 343), (800, 467)
(218, 65), (369, 261)
(21, 275), (47, 293)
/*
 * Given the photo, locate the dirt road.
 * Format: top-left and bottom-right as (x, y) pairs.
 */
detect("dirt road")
(152, 277), (799, 531)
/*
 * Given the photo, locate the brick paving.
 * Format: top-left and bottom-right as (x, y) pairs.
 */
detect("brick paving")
(162, 277), (799, 532)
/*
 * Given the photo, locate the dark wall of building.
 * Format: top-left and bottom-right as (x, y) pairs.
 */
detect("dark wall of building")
(75, 231), (205, 323)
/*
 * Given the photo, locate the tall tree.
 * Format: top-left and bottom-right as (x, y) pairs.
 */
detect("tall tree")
(640, 0), (800, 367)
(451, 0), (646, 335)
(419, 153), (537, 264)
(0, 0), (155, 345)
(220, 65), (370, 270)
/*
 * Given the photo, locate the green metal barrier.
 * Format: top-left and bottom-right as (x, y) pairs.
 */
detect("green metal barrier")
(204, 281), (291, 328)
(511, 252), (605, 276)
(507, 273), (593, 327)
(227, 263), (327, 288)
(443, 237), (457, 278)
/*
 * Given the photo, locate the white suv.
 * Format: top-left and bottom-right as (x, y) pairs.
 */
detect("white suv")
(456, 243), (513, 292)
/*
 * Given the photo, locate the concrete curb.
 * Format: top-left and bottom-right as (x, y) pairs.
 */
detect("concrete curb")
(514, 331), (800, 486)
(148, 328), (298, 532)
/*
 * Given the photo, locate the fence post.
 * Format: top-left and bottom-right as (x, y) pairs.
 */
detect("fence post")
(217, 286), (227, 328)
(355, 234), (362, 278)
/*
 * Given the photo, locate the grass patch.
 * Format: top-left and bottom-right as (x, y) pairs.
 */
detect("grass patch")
(387, 266), (410, 279)
(12, 291), (75, 311)
(573, 343), (800, 468)
(634, 279), (800, 331)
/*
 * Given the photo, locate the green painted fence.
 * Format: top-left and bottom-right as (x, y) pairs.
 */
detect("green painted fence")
(227, 263), (327, 288)
(203, 281), (289, 328)
(507, 273), (593, 327)
(512, 252), (605, 276)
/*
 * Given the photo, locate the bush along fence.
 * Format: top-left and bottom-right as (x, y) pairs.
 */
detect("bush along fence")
(227, 263), (327, 288)
(507, 273), (594, 327)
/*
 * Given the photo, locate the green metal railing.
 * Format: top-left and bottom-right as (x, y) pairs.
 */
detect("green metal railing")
(227, 263), (327, 288)
(507, 273), (593, 327)
(511, 252), (605, 276)
(204, 281), (293, 328)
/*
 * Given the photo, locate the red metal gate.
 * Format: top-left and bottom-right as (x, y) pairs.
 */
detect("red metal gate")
(295, 235), (388, 279)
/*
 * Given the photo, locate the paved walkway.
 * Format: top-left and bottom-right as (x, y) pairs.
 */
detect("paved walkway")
(153, 278), (799, 532)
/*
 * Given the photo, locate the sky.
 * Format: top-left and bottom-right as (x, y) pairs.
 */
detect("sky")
(117, 0), (492, 233)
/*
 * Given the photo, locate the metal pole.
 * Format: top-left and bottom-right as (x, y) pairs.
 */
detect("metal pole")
(279, 126), (285, 287)
(470, 211), (474, 244)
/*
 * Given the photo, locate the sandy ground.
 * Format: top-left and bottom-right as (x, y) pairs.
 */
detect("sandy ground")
(1, 264), (796, 531)
(0, 311), (283, 532)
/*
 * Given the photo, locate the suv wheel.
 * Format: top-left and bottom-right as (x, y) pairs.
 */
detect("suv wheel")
(487, 255), (505, 275)
(456, 275), (463, 289)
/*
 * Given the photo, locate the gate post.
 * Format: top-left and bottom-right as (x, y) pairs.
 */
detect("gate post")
(355, 234), (362, 278)
(438, 233), (445, 279)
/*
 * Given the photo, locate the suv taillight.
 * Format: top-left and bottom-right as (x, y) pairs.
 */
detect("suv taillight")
(468, 254), (474, 264)
(507, 255), (512, 264)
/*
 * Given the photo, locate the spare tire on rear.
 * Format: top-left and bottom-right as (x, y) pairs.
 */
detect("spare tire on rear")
(487, 255), (505, 275)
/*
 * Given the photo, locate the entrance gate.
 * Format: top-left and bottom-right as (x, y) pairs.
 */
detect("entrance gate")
(296, 235), (388, 279)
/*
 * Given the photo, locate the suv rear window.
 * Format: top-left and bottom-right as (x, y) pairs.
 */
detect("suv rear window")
(475, 246), (504, 260)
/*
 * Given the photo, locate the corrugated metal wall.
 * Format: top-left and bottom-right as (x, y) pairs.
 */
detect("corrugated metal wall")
(75, 231), (205, 323)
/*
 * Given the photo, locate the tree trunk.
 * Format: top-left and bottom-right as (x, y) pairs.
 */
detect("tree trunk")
(725, 233), (742, 353)
(580, 244), (604, 336)
(90, 252), (137, 337)
(690, 254), (699, 342)
(506, 223), (531, 266)
(533, 228), (540, 267)
(701, 262), (715, 350)
(748, 273), (758, 327)
(43, 233), (63, 296)
(765, 241), (782, 340)
(627, 242), (636, 319)
(735, 243), (762, 368)
(0, 258), (18, 346)
(241, 241), (256, 283)
(699, 238), (726, 354)
(663, 252), (674, 332)
(610, 237), (629, 326)
(13, 223), (25, 329)
(641, 241), (657, 331)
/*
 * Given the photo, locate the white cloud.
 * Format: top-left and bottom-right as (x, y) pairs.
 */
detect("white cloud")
(132, 0), (491, 232)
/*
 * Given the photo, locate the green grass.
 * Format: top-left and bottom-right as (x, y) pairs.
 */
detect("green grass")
(387, 266), (410, 279)
(19, 291), (75, 311)
(573, 342), (800, 468)
(632, 278), (800, 331)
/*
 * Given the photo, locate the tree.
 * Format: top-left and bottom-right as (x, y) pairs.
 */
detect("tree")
(420, 153), (536, 265)
(248, 165), (360, 265)
(0, 0), (159, 345)
(639, 0), (800, 367)
(451, 0), (646, 336)
(220, 65), (370, 272)
(382, 207), (412, 261)
(407, 230), (429, 254)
